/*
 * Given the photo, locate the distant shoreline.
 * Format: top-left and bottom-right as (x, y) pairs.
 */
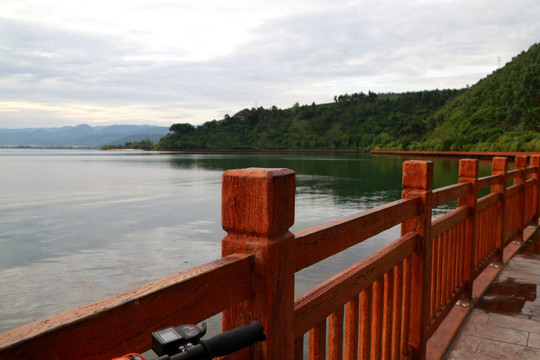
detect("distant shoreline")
(370, 150), (540, 161)
(153, 148), (365, 153)
(154, 148), (540, 161)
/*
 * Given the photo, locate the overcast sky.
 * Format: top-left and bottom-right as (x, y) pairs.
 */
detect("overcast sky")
(1, 0), (538, 129)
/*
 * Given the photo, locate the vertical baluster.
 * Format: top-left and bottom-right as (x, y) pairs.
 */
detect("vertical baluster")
(436, 235), (443, 314)
(429, 238), (437, 319)
(515, 156), (528, 243)
(400, 256), (412, 357)
(480, 209), (486, 262)
(345, 296), (359, 360)
(531, 155), (540, 223)
(371, 279), (384, 359)
(456, 221), (464, 289)
(440, 231), (448, 308)
(476, 210), (481, 267)
(309, 320), (327, 360)
(473, 210), (478, 266)
(448, 226), (455, 297)
(359, 288), (372, 360)
(445, 230), (451, 303)
(382, 271), (394, 360)
(450, 225), (457, 294)
(460, 219), (466, 282)
(329, 307), (344, 360)
(489, 206), (496, 254)
(392, 263), (403, 360)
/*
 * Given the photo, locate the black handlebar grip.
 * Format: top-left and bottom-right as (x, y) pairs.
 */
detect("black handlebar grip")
(199, 321), (266, 359)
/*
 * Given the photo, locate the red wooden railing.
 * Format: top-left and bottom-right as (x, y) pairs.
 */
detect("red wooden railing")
(1, 155), (539, 360)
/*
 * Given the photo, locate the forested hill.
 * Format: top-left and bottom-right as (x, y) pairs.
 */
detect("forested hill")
(157, 43), (540, 152)
(415, 43), (540, 151)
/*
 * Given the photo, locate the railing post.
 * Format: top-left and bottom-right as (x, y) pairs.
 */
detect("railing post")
(491, 157), (508, 264)
(401, 161), (433, 360)
(515, 155), (528, 243)
(531, 155), (540, 223)
(221, 168), (296, 360)
(458, 159), (478, 304)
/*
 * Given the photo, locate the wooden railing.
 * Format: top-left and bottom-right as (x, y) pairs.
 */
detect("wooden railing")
(1, 155), (540, 360)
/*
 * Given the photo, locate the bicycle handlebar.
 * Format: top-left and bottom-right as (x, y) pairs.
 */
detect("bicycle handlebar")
(156, 322), (266, 360)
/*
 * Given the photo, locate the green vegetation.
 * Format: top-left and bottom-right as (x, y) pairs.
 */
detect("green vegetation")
(101, 139), (154, 151)
(416, 43), (540, 151)
(157, 90), (463, 151)
(157, 43), (540, 152)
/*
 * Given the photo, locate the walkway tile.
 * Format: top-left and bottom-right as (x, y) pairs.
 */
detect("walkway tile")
(449, 331), (481, 352)
(488, 313), (540, 334)
(528, 332), (540, 349)
(444, 349), (493, 360)
(461, 321), (528, 346)
(443, 230), (540, 360)
(468, 308), (490, 324)
(476, 338), (540, 359)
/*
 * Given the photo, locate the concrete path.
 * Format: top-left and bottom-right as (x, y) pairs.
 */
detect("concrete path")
(444, 230), (540, 359)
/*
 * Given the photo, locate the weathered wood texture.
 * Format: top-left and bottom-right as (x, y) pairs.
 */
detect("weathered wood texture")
(2, 155), (540, 360)
(221, 168), (296, 360)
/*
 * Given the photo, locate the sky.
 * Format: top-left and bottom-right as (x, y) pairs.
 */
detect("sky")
(0, 0), (539, 129)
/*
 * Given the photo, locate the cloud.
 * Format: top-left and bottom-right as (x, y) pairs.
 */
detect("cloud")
(0, 0), (539, 128)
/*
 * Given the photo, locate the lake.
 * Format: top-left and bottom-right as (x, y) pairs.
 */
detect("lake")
(0, 149), (493, 334)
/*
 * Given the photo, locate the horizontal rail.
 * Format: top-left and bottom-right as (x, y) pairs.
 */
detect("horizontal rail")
(0, 254), (253, 359)
(477, 192), (500, 212)
(525, 167), (538, 175)
(293, 232), (418, 337)
(432, 183), (470, 208)
(477, 174), (504, 191)
(294, 198), (420, 271)
(506, 169), (524, 180)
(506, 183), (521, 197)
(431, 206), (469, 239)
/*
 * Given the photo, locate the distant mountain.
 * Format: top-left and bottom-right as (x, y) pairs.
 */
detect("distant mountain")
(0, 124), (170, 148)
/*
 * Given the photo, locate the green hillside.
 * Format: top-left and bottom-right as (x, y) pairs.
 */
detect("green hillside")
(157, 43), (540, 152)
(416, 42), (540, 151)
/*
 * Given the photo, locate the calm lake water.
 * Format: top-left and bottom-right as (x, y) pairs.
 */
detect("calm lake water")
(0, 149), (492, 334)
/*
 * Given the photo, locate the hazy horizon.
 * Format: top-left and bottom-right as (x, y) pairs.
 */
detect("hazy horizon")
(1, 0), (539, 129)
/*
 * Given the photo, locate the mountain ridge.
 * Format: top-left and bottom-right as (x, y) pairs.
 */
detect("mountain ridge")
(0, 124), (169, 148)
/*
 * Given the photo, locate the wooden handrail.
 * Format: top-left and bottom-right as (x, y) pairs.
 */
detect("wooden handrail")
(477, 173), (504, 190)
(431, 205), (469, 239)
(477, 191), (500, 211)
(294, 197), (420, 271)
(0, 254), (253, 359)
(506, 168), (524, 180)
(432, 182), (470, 208)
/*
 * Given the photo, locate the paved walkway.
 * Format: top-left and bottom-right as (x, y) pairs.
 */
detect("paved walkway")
(445, 230), (540, 359)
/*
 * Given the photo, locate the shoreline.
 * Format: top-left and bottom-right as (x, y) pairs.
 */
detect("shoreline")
(153, 148), (540, 161)
(371, 150), (540, 161)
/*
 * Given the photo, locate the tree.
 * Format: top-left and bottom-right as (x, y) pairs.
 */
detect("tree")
(169, 123), (195, 134)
